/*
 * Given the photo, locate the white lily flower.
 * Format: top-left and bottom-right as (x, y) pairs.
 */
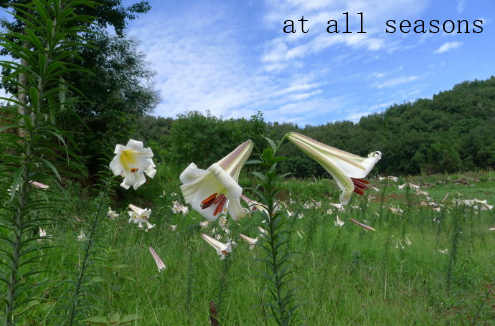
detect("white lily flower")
(350, 218), (376, 232)
(38, 227), (51, 243)
(287, 132), (381, 204)
(128, 204), (154, 231)
(202, 233), (232, 259)
(77, 230), (87, 241)
(241, 195), (268, 215)
(110, 139), (155, 190)
(107, 207), (120, 219)
(180, 140), (253, 221)
(334, 215), (344, 227)
(239, 234), (258, 250)
(388, 176), (398, 182)
(149, 247), (166, 272)
(172, 201), (189, 215)
(30, 181), (49, 189)
(329, 203), (345, 211)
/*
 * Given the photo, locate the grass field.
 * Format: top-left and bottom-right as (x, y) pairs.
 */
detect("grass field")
(3, 167), (495, 325)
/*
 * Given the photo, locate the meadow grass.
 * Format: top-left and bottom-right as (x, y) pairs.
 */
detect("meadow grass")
(3, 167), (495, 325)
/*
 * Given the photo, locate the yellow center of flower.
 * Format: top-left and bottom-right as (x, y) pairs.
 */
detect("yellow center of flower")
(120, 149), (138, 170)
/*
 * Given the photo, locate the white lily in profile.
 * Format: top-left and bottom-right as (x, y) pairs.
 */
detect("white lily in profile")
(334, 215), (345, 227)
(149, 247), (166, 272)
(128, 204), (155, 231)
(110, 139), (155, 190)
(350, 218), (376, 232)
(202, 234), (232, 259)
(180, 140), (253, 221)
(287, 132), (381, 204)
(239, 234), (258, 250)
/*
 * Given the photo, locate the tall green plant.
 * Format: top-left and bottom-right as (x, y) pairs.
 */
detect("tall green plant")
(0, 0), (95, 324)
(253, 139), (301, 326)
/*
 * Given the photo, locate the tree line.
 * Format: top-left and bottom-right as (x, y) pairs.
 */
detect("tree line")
(134, 77), (495, 177)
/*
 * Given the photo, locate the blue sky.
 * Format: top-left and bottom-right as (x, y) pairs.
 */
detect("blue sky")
(120, 0), (494, 125)
(2, 1), (493, 126)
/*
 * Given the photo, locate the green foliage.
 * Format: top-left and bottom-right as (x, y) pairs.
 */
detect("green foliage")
(167, 110), (266, 167)
(253, 141), (300, 326)
(0, 0), (93, 324)
(1, 0), (158, 176)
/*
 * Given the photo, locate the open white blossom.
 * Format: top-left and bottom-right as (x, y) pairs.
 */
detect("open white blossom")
(110, 139), (155, 190)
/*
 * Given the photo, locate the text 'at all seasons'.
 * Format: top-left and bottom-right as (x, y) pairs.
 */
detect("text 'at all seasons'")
(283, 13), (484, 34)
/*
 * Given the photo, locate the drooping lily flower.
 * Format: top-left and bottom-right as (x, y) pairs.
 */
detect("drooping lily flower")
(239, 234), (258, 250)
(128, 204), (155, 231)
(287, 132), (381, 204)
(202, 233), (232, 259)
(180, 140), (253, 221)
(149, 247), (166, 272)
(349, 218), (376, 232)
(110, 139), (155, 190)
(334, 215), (344, 227)
(30, 181), (49, 189)
(241, 194), (268, 215)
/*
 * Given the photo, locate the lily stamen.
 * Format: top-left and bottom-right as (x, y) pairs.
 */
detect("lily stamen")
(201, 193), (218, 209)
(200, 193), (228, 216)
(213, 195), (227, 216)
(352, 178), (369, 195)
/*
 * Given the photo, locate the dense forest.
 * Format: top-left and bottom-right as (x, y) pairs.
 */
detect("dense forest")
(132, 77), (495, 177)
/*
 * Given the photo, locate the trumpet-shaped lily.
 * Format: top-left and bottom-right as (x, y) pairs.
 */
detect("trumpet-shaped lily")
(180, 140), (253, 221)
(110, 139), (156, 190)
(202, 233), (232, 259)
(287, 132), (381, 204)
(334, 215), (345, 227)
(350, 218), (376, 232)
(128, 204), (155, 231)
(239, 234), (258, 250)
(30, 181), (49, 189)
(149, 247), (166, 272)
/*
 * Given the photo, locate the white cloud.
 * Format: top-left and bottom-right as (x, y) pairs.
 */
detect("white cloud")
(457, 0), (466, 13)
(433, 41), (463, 54)
(374, 76), (419, 89)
